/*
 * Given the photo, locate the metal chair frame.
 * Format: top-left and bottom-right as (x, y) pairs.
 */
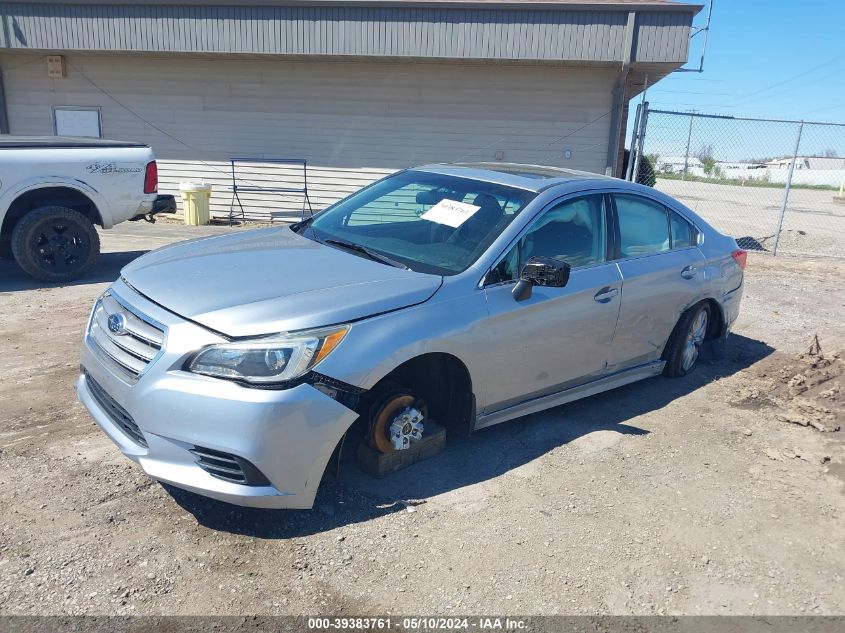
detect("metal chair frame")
(228, 157), (314, 225)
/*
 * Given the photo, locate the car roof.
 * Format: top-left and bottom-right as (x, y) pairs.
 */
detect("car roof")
(413, 162), (616, 192)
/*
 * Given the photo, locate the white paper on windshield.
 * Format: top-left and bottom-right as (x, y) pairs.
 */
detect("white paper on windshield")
(420, 199), (481, 228)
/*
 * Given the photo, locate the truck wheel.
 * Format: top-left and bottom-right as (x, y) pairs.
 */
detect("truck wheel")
(10, 206), (100, 282)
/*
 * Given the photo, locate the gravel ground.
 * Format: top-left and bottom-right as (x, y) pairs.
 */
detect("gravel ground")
(0, 222), (843, 616)
(656, 178), (845, 258)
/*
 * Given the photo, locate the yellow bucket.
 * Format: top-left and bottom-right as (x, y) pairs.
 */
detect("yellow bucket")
(179, 182), (212, 226)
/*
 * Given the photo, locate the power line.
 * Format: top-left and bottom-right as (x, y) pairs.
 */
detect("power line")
(728, 65), (845, 111)
(650, 101), (737, 108)
(729, 54), (845, 107)
(65, 60), (275, 190)
(804, 100), (845, 116)
(68, 59), (622, 178)
(651, 89), (730, 96)
(657, 56), (845, 114)
(453, 109), (614, 162)
(538, 110), (612, 149)
(67, 60), (199, 153)
(1, 54), (47, 72)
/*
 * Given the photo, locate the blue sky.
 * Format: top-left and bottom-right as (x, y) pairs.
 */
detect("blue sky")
(625, 0), (845, 160)
(638, 0), (845, 119)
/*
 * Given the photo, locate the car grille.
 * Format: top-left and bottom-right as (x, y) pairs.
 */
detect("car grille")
(84, 371), (147, 447)
(189, 446), (270, 486)
(86, 292), (165, 383)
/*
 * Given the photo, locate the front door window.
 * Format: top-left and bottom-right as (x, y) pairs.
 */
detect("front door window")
(487, 195), (608, 284)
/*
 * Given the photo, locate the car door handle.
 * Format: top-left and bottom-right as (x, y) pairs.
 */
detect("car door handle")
(680, 265), (698, 280)
(593, 287), (619, 303)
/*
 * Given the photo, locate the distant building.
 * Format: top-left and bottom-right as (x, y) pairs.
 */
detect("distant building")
(766, 156), (845, 170)
(717, 161), (766, 170)
(656, 156), (703, 173)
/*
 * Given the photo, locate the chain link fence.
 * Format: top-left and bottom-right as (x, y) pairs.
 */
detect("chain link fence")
(628, 105), (845, 258)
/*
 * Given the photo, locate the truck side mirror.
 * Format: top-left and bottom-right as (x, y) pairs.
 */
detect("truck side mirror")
(512, 256), (571, 301)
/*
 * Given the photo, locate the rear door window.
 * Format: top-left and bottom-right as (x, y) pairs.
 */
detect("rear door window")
(669, 210), (695, 249)
(614, 194), (670, 258)
(669, 210), (698, 248)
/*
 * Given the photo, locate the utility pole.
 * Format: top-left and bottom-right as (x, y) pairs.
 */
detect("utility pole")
(773, 121), (804, 256)
(683, 110), (696, 180)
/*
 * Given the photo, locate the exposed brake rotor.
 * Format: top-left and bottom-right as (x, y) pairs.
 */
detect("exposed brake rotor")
(370, 393), (427, 454)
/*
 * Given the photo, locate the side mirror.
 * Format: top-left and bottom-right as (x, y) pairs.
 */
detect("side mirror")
(512, 256), (571, 301)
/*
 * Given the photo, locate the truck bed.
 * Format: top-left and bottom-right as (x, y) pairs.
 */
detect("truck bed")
(0, 136), (148, 149)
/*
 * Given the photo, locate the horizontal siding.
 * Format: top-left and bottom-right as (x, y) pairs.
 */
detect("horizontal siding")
(158, 160), (394, 220)
(0, 3), (690, 64)
(2, 53), (615, 219)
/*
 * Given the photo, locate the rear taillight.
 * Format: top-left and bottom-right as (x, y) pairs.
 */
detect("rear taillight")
(143, 161), (158, 194)
(731, 249), (747, 270)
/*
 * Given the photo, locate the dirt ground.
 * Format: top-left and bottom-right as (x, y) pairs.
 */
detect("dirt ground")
(0, 221), (843, 616)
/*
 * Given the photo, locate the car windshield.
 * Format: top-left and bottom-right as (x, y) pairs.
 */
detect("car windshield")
(299, 170), (536, 275)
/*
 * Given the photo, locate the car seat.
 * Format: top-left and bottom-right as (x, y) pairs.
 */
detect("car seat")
(433, 193), (505, 247)
(522, 199), (596, 266)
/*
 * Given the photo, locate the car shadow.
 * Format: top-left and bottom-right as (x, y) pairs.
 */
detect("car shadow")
(167, 333), (774, 538)
(0, 250), (148, 291)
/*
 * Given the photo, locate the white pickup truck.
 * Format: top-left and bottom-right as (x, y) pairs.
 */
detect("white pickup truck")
(0, 136), (176, 281)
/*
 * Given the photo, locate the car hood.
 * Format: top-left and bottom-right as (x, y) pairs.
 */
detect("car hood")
(120, 227), (442, 337)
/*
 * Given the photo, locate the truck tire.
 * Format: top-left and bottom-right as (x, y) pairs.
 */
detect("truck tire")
(10, 206), (100, 282)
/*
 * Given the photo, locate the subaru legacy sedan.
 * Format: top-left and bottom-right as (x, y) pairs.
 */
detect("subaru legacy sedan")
(77, 163), (745, 509)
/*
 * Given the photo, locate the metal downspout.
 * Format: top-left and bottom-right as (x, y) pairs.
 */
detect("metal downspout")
(0, 67), (9, 134)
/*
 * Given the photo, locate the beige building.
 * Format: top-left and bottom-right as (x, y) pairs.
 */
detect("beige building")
(0, 0), (701, 219)
(766, 156), (845, 170)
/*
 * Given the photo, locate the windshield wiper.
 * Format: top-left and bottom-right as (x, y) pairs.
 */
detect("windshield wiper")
(323, 238), (410, 270)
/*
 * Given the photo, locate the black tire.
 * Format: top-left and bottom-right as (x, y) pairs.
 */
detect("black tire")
(0, 240), (13, 260)
(662, 303), (711, 378)
(10, 206), (100, 282)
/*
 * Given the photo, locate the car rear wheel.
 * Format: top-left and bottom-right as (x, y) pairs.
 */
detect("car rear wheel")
(10, 206), (100, 282)
(662, 303), (711, 377)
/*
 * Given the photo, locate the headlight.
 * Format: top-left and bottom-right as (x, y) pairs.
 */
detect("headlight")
(187, 325), (348, 385)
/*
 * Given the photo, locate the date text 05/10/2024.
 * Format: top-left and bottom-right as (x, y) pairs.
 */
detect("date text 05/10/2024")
(307, 617), (527, 630)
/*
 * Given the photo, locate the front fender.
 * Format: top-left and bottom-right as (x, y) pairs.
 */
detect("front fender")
(314, 290), (491, 409)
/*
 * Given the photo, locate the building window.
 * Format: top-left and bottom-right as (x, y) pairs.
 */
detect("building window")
(53, 107), (102, 138)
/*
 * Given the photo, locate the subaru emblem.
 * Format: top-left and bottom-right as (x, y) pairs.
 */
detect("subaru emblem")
(107, 312), (127, 335)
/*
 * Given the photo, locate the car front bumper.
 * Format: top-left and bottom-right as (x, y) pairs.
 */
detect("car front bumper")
(76, 280), (359, 509)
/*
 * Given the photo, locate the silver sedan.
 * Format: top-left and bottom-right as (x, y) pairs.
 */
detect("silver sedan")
(77, 163), (745, 508)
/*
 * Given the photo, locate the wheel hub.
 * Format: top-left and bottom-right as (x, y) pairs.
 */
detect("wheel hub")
(32, 223), (85, 270)
(389, 407), (424, 451)
(681, 310), (708, 372)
